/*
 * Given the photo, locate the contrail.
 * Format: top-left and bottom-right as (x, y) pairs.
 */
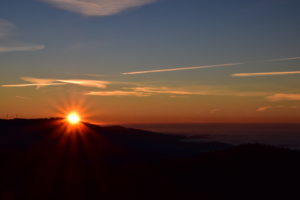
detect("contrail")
(267, 57), (300, 62)
(122, 63), (242, 75)
(232, 71), (300, 77)
(122, 56), (300, 75)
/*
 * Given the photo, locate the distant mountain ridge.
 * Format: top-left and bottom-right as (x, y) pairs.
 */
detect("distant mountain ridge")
(0, 118), (300, 200)
(0, 118), (232, 159)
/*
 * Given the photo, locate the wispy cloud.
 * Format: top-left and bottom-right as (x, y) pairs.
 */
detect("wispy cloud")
(4, 77), (290, 102)
(86, 90), (147, 96)
(21, 77), (57, 84)
(56, 79), (108, 88)
(2, 77), (110, 88)
(122, 63), (242, 75)
(0, 45), (45, 53)
(41, 0), (157, 16)
(232, 71), (300, 77)
(132, 87), (205, 95)
(85, 87), (196, 97)
(2, 83), (64, 88)
(267, 93), (300, 101)
(131, 87), (268, 97)
(0, 19), (44, 53)
(86, 86), (269, 98)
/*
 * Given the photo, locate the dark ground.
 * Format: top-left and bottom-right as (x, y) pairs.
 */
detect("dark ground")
(0, 118), (300, 200)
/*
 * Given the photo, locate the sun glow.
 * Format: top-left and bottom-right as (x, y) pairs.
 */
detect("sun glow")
(67, 112), (81, 124)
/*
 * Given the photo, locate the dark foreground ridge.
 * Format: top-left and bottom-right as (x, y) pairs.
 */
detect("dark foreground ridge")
(0, 118), (299, 200)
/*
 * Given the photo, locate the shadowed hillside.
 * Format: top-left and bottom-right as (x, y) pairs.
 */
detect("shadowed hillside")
(0, 119), (300, 200)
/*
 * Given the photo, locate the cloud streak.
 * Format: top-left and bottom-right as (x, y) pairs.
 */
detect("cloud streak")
(86, 86), (269, 98)
(0, 45), (45, 53)
(122, 63), (242, 75)
(85, 87), (198, 97)
(2, 83), (64, 88)
(56, 79), (108, 88)
(41, 0), (157, 16)
(132, 87), (205, 95)
(267, 93), (300, 101)
(232, 71), (300, 77)
(256, 106), (271, 112)
(2, 77), (110, 88)
(256, 105), (299, 112)
(86, 90), (147, 96)
(268, 57), (300, 62)
(122, 55), (300, 75)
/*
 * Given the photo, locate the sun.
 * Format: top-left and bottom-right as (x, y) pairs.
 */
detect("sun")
(67, 112), (81, 124)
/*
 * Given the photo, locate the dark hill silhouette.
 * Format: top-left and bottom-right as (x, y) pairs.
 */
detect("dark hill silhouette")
(0, 118), (299, 200)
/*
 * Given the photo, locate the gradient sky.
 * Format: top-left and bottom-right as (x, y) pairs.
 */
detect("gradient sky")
(1, 0), (300, 124)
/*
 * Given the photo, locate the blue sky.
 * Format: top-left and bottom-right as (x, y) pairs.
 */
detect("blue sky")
(1, 0), (299, 75)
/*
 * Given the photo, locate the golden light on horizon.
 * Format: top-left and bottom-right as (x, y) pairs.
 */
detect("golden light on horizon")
(67, 112), (81, 124)
(49, 94), (98, 127)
